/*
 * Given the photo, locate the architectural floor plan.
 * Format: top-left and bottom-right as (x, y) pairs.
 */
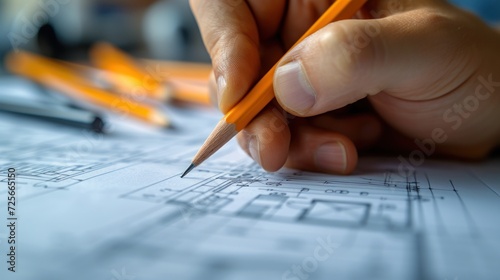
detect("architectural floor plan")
(1, 103), (499, 280)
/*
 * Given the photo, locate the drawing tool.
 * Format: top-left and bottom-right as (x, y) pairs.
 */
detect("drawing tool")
(168, 79), (211, 106)
(57, 60), (165, 97)
(182, 0), (368, 177)
(89, 44), (211, 105)
(89, 42), (171, 101)
(141, 59), (212, 84)
(0, 97), (105, 132)
(96, 69), (212, 106)
(5, 51), (169, 127)
(63, 59), (211, 87)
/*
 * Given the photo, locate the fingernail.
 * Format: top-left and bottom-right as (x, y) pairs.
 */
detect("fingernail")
(248, 135), (262, 166)
(216, 75), (227, 107)
(315, 142), (347, 173)
(275, 61), (316, 115)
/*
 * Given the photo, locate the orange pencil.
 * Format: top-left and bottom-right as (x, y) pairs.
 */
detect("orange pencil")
(142, 59), (212, 84)
(61, 60), (212, 106)
(168, 79), (211, 106)
(59, 60), (141, 90)
(61, 59), (211, 85)
(5, 51), (169, 127)
(90, 43), (212, 105)
(182, 0), (368, 177)
(89, 42), (171, 101)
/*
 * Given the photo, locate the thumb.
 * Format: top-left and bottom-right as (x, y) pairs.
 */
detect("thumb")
(273, 4), (474, 116)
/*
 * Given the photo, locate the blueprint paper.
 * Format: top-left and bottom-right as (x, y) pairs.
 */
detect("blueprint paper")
(0, 87), (500, 279)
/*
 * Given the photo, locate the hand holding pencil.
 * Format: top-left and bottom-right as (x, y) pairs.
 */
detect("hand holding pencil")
(188, 0), (500, 175)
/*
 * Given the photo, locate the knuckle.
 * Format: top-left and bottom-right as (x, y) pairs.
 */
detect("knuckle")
(211, 31), (258, 70)
(410, 7), (478, 64)
(320, 22), (377, 85)
(417, 8), (465, 45)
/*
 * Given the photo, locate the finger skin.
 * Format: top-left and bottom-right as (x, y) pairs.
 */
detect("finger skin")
(273, 1), (500, 157)
(190, 0), (260, 113)
(237, 110), (361, 175)
(275, 11), (479, 116)
(237, 105), (291, 172)
(238, 103), (383, 172)
(286, 125), (358, 175)
(281, 0), (335, 47)
(246, 0), (286, 40)
(309, 113), (382, 150)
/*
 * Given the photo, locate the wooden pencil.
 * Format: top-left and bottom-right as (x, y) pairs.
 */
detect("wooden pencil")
(168, 79), (211, 106)
(62, 59), (211, 86)
(182, 0), (368, 177)
(96, 69), (212, 106)
(89, 44), (212, 105)
(89, 42), (171, 101)
(5, 51), (169, 127)
(141, 59), (212, 84)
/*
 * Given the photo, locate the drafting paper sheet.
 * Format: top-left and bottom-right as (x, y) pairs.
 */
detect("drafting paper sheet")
(1, 94), (500, 279)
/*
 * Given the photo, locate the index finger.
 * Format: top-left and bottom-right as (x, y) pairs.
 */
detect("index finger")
(189, 0), (284, 113)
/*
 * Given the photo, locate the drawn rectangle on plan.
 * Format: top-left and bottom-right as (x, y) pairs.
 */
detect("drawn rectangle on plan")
(300, 200), (370, 227)
(238, 195), (287, 218)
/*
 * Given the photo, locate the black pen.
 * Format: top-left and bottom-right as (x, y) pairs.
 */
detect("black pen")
(0, 97), (105, 133)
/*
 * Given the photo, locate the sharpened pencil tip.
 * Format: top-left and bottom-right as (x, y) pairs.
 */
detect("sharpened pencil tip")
(180, 164), (195, 178)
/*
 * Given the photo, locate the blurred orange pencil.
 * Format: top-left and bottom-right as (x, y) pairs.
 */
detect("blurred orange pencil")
(61, 59), (212, 85)
(5, 51), (169, 127)
(89, 42), (171, 101)
(90, 43), (212, 105)
(168, 79), (211, 106)
(61, 59), (212, 106)
(142, 59), (212, 84)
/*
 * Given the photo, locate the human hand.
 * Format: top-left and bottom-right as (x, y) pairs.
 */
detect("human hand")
(190, 0), (500, 174)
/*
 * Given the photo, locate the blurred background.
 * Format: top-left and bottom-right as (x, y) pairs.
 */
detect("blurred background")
(0, 0), (497, 74)
(0, 0), (209, 74)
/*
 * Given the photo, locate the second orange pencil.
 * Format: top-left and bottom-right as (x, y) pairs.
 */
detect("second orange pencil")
(6, 51), (169, 127)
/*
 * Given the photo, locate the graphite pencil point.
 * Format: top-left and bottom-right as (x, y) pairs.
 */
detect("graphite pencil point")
(180, 164), (195, 178)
